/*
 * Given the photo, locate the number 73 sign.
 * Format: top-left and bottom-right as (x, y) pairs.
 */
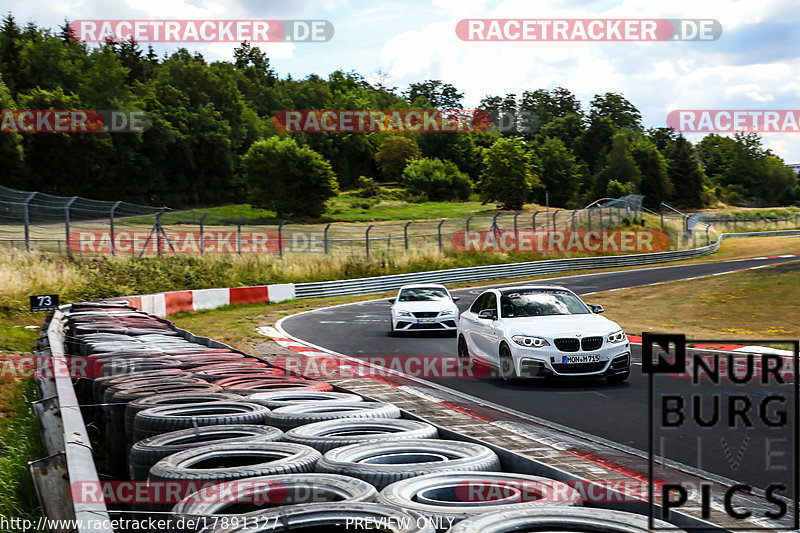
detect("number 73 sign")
(30, 294), (59, 312)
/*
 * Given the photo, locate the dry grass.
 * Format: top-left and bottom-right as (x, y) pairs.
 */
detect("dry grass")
(590, 261), (800, 340)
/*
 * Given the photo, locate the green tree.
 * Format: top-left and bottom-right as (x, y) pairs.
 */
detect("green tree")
(594, 132), (641, 197)
(375, 136), (421, 181)
(536, 137), (582, 207)
(630, 138), (672, 207)
(479, 138), (540, 210)
(405, 80), (463, 108)
(400, 158), (472, 201)
(668, 136), (705, 207)
(0, 73), (24, 186)
(588, 92), (642, 130)
(243, 137), (339, 218)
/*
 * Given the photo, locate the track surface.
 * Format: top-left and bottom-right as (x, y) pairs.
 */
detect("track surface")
(283, 255), (799, 491)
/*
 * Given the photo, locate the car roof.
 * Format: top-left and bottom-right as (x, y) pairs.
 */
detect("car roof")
(398, 283), (448, 290)
(497, 285), (572, 293)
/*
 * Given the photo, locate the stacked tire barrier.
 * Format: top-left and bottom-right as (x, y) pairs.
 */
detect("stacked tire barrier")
(40, 300), (699, 532)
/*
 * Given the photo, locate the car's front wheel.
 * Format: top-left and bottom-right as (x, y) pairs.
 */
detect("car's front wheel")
(457, 335), (470, 361)
(498, 344), (517, 382)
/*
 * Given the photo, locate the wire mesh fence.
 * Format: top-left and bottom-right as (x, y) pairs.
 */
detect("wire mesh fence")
(4, 187), (794, 258)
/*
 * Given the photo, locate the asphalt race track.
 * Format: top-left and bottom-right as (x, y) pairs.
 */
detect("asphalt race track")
(282, 255), (800, 493)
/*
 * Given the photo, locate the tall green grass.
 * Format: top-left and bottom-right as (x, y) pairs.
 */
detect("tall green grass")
(0, 380), (42, 529)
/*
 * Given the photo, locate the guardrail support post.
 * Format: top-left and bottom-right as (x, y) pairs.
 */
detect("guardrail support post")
(324, 223), (331, 254)
(438, 219), (445, 253)
(404, 222), (411, 251)
(365, 225), (373, 259)
(278, 221), (286, 258)
(109, 201), (122, 256)
(199, 213), (209, 255)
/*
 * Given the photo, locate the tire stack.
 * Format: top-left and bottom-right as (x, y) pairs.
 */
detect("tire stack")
(60, 302), (683, 533)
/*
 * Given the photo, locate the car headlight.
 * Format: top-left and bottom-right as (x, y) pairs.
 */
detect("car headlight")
(608, 330), (627, 343)
(395, 310), (412, 317)
(512, 335), (550, 348)
(440, 309), (456, 316)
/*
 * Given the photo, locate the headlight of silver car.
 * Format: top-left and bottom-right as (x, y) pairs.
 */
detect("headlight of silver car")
(395, 310), (412, 317)
(608, 330), (627, 343)
(512, 335), (550, 348)
(440, 309), (456, 316)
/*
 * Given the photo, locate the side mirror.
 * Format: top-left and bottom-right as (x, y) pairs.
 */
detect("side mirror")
(478, 309), (497, 320)
(388, 298), (395, 304)
(589, 304), (604, 314)
(452, 296), (460, 302)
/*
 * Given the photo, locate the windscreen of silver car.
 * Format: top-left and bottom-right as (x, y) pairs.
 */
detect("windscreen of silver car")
(501, 292), (590, 317)
(398, 288), (449, 301)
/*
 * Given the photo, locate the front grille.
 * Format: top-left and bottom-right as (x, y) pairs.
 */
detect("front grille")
(581, 336), (603, 351)
(552, 362), (606, 374)
(412, 312), (439, 318)
(554, 338), (580, 352)
(409, 323), (444, 329)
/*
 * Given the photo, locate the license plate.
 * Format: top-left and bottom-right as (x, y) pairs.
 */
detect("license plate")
(562, 355), (601, 364)
(417, 318), (436, 324)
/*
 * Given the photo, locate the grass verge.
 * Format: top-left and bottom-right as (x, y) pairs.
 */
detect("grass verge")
(588, 260), (800, 340)
(0, 379), (42, 529)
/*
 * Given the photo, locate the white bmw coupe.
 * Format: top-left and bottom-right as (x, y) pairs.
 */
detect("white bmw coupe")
(457, 285), (630, 382)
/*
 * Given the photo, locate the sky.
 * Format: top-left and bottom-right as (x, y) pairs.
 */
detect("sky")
(4, 0), (800, 162)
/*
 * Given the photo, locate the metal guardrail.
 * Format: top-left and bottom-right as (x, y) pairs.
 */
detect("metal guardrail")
(293, 230), (800, 299)
(31, 309), (113, 533)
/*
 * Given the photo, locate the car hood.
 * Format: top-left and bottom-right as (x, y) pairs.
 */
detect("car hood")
(393, 301), (457, 313)
(505, 313), (621, 337)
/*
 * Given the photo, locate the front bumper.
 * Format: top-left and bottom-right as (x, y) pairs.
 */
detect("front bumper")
(393, 314), (458, 332)
(512, 343), (631, 378)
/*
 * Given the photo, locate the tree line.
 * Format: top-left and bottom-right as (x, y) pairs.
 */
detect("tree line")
(0, 15), (797, 217)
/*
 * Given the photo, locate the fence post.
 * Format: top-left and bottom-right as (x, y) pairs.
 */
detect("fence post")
(64, 196), (77, 254)
(156, 210), (163, 256)
(466, 215), (474, 234)
(513, 212), (520, 239)
(109, 201), (122, 256)
(532, 211), (540, 233)
(706, 225), (710, 246)
(199, 213), (209, 255)
(659, 203), (664, 230)
(492, 212), (501, 231)
(588, 208), (592, 231)
(22, 192), (36, 252)
(324, 223), (331, 254)
(571, 210), (576, 231)
(438, 219), (445, 253)
(365, 225), (373, 259)
(403, 222), (411, 251)
(551, 210), (558, 232)
(237, 218), (245, 255)
(278, 221), (286, 258)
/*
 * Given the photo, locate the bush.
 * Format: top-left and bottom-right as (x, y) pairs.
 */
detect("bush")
(355, 176), (381, 198)
(243, 137), (339, 218)
(400, 158), (472, 201)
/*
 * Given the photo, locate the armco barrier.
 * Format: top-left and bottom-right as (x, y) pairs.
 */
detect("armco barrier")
(291, 230), (800, 299)
(109, 230), (800, 316)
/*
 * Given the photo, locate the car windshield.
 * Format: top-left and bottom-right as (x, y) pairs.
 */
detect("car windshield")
(398, 287), (449, 302)
(500, 290), (589, 317)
